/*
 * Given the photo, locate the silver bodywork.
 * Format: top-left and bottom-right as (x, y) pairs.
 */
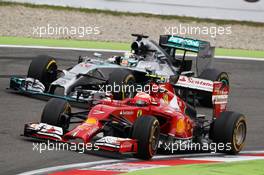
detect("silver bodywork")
(21, 38), (215, 102)
(47, 39), (179, 96)
(51, 59), (120, 96)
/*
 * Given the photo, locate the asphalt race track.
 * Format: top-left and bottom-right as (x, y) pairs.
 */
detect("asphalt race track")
(0, 47), (263, 174)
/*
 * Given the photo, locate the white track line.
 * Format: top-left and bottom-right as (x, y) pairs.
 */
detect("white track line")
(0, 45), (263, 61)
(17, 150), (264, 175)
(184, 155), (264, 162)
(17, 153), (220, 175)
(16, 153), (215, 175)
(241, 150), (264, 154)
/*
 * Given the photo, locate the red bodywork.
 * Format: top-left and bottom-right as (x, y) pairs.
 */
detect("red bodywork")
(26, 81), (229, 154)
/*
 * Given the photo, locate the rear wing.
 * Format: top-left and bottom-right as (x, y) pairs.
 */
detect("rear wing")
(159, 35), (214, 58)
(176, 75), (214, 92)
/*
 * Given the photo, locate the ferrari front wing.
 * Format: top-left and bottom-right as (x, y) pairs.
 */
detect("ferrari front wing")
(23, 123), (138, 154)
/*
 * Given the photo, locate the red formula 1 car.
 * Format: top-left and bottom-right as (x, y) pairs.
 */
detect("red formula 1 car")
(23, 73), (246, 160)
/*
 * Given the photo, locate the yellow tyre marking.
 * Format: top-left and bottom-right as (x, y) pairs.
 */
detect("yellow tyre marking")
(63, 103), (71, 114)
(46, 60), (56, 70)
(122, 74), (135, 99)
(232, 117), (246, 152)
(148, 120), (159, 156)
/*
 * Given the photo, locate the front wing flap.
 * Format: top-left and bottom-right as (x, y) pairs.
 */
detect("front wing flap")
(95, 136), (138, 154)
(8, 77), (94, 107)
(24, 123), (138, 154)
(24, 123), (64, 141)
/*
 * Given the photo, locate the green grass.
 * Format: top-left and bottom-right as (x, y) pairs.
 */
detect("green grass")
(215, 48), (264, 58)
(0, 36), (130, 51)
(0, 36), (264, 58)
(122, 160), (264, 175)
(0, 1), (263, 27)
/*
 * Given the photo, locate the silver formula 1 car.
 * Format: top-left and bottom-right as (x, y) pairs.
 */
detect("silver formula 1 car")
(8, 34), (229, 107)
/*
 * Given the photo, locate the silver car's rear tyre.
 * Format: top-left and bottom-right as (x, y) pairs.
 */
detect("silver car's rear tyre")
(108, 69), (136, 100)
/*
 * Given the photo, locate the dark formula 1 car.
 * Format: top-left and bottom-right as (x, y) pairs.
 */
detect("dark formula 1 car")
(9, 34), (229, 107)
(23, 72), (246, 160)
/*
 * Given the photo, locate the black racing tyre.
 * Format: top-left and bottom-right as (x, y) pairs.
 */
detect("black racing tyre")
(198, 68), (229, 107)
(132, 116), (160, 160)
(41, 98), (71, 132)
(108, 69), (136, 100)
(27, 55), (57, 91)
(244, 0), (259, 2)
(211, 111), (247, 154)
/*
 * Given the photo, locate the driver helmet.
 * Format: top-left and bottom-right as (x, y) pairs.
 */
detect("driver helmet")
(133, 92), (151, 106)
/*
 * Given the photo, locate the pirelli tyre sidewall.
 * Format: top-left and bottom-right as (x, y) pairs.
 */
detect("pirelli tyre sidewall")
(211, 111), (247, 154)
(132, 116), (160, 160)
(27, 55), (57, 91)
(41, 98), (71, 132)
(108, 69), (136, 100)
(198, 68), (229, 107)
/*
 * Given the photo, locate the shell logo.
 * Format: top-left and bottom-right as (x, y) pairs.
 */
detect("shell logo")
(85, 117), (98, 125)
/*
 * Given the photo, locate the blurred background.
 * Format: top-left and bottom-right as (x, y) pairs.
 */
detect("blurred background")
(5, 0), (264, 22)
(0, 0), (263, 50)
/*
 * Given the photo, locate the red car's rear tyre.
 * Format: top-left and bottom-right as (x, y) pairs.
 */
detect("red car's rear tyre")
(211, 111), (247, 154)
(132, 116), (160, 160)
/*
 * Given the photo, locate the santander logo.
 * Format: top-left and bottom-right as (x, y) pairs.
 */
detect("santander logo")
(178, 76), (212, 87)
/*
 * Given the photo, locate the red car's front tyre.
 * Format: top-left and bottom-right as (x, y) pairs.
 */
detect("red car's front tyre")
(41, 98), (71, 132)
(132, 116), (160, 160)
